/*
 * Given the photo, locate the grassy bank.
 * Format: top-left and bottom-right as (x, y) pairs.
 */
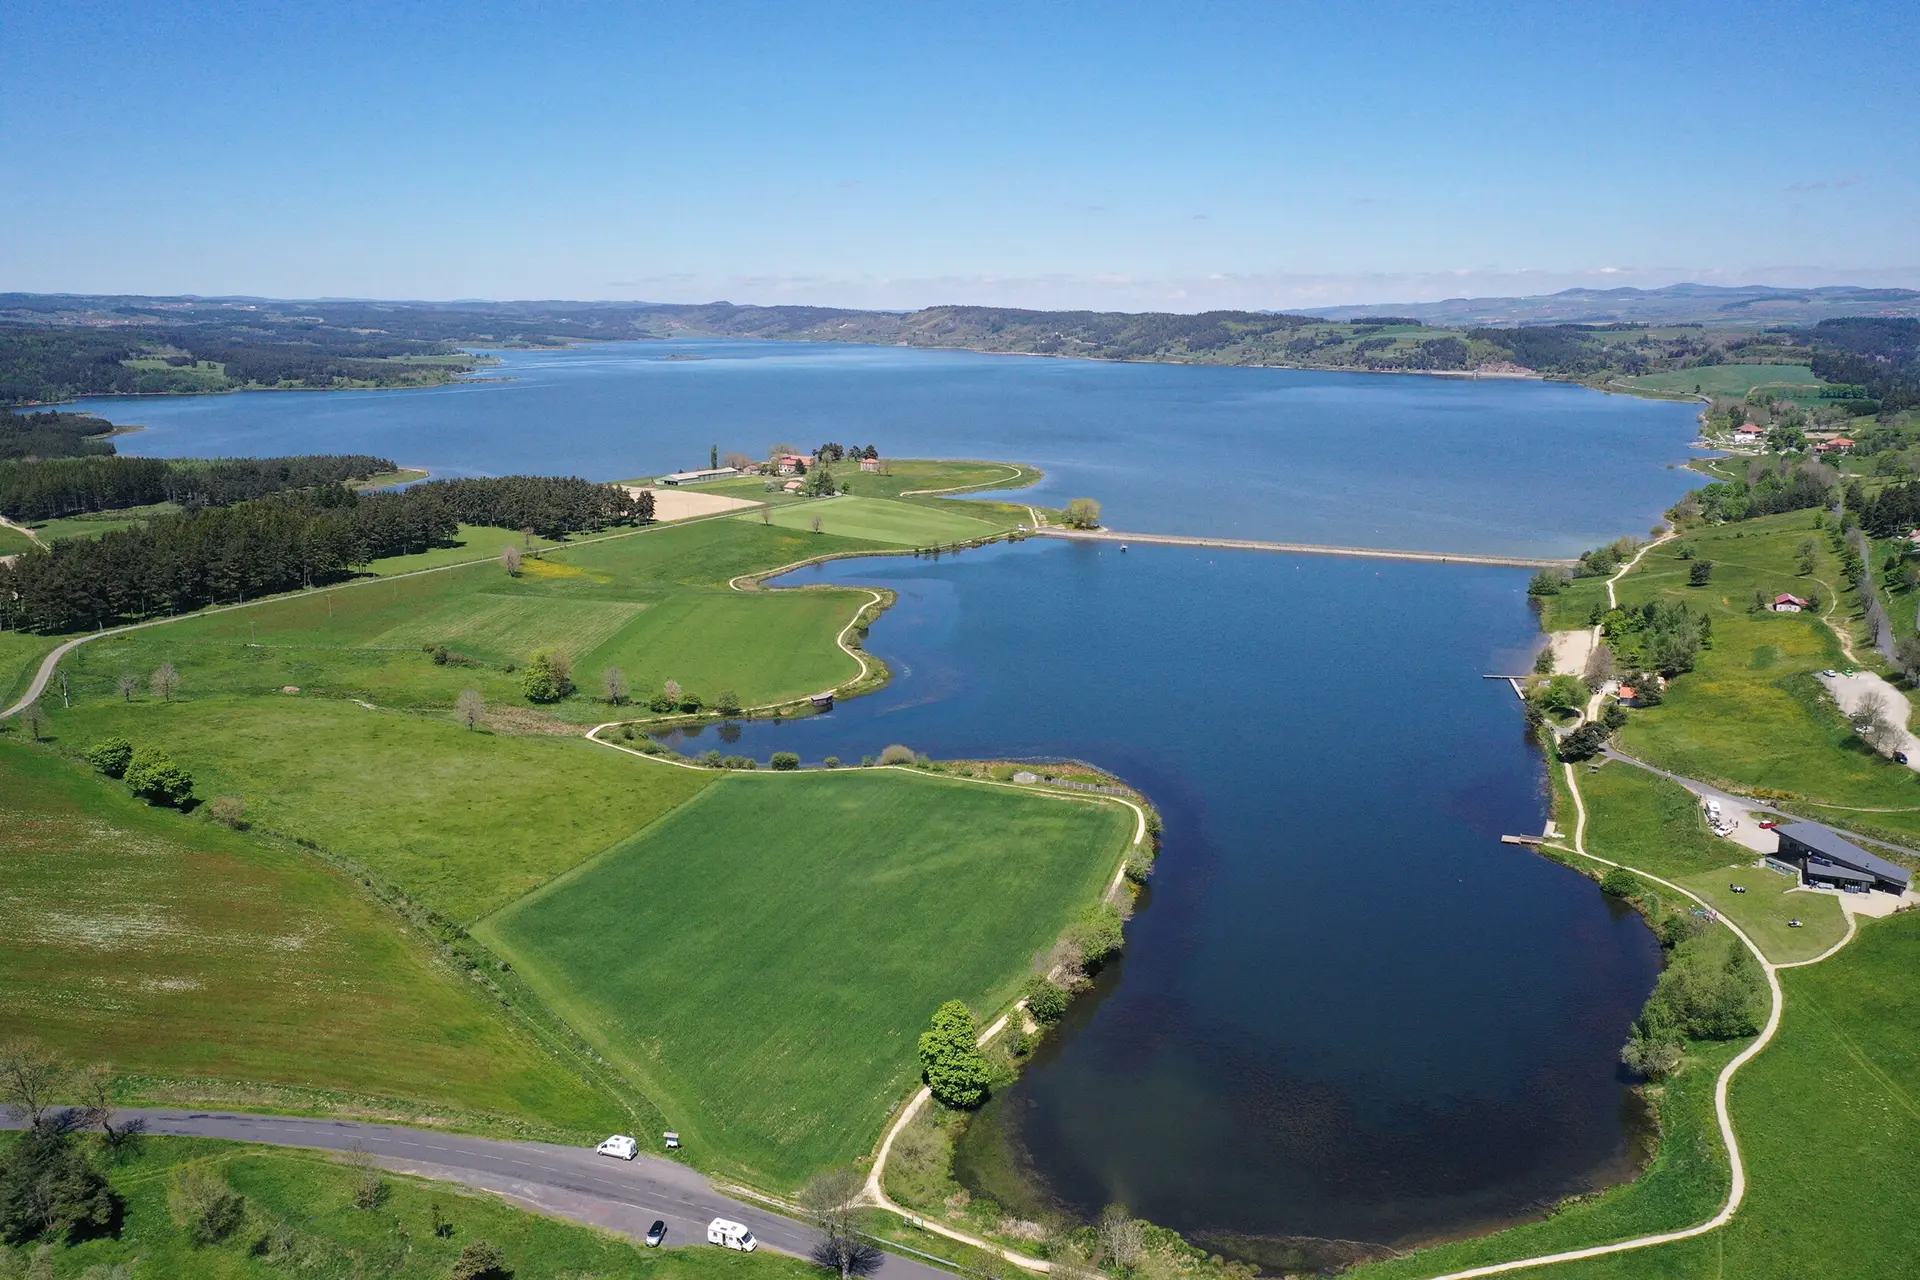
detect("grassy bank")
(3, 1134), (817, 1280)
(0, 741), (615, 1136)
(480, 769), (1134, 1188)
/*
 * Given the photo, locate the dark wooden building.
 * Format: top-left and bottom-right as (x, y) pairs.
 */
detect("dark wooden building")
(1772, 822), (1912, 895)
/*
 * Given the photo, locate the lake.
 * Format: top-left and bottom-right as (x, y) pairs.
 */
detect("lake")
(65, 338), (1701, 557)
(659, 542), (1662, 1264)
(66, 340), (1687, 1261)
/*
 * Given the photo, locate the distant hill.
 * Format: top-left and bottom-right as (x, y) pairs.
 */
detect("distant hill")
(1307, 284), (1920, 327)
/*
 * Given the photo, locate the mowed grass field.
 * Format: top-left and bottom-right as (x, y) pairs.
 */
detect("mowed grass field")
(742, 494), (1007, 545)
(0, 522), (35, 555)
(27, 1135), (818, 1280)
(1608, 513), (1920, 840)
(480, 770), (1134, 1187)
(41, 695), (713, 921)
(0, 742), (615, 1136)
(53, 518), (879, 727)
(1620, 363), (1826, 398)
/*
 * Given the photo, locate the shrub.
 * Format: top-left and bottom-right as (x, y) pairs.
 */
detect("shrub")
(1600, 866), (1641, 898)
(917, 1000), (991, 1109)
(168, 1166), (245, 1246)
(450, 1240), (510, 1280)
(206, 795), (248, 830)
(124, 748), (194, 807)
(678, 693), (703, 713)
(1068, 904), (1125, 968)
(715, 689), (743, 715)
(771, 751), (800, 770)
(1621, 1029), (1684, 1080)
(1021, 975), (1069, 1023)
(648, 692), (677, 713)
(823, 756), (841, 768)
(519, 651), (574, 703)
(702, 749), (723, 766)
(84, 736), (133, 779)
(878, 743), (916, 765)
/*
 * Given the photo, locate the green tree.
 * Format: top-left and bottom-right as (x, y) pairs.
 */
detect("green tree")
(168, 1166), (245, 1246)
(715, 689), (743, 715)
(771, 751), (801, 770)
(0, 1125), (115, 1245)
(124, 747), (193, 807)
(520, 651), (573, 703)
(917, 1000), (991, 1109)
(1600, 866), (1641, 898)
(84, 737), (133, 779)
(1068, 904), (1126, 967)
(1063, 497), (1102, 529)
(450, 1240), (510, 1280)
(1688, 559), (1714, 586)
(1021, 975), (1068, 1023)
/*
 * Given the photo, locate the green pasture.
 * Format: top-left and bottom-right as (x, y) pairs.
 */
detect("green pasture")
(1609, 514), (1920, 841)
(54, 526), (871, 722)
(361, 522), (563, 574)
(12, 1135), (817, 1280)
(481, 769), (1133, 1187)
(1673, 865), (1847, 965)
(1481, 912), (1920, 1280)
(1579, 760), (1744, 879)
(40, 694), (712, 922)
(28, 501), (181, 542)
(1620, 364), (1826, 399)
(0, 628), (58, 707)
(741, 494), (1008, 545)
(0, 523), (35, 555)
(0, 742), (613, 1135)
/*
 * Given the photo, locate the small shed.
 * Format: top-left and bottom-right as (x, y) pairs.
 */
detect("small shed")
(860, 457), (881, 472)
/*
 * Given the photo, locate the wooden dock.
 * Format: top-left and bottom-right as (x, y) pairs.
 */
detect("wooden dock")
(1035, 528), (1574, 570)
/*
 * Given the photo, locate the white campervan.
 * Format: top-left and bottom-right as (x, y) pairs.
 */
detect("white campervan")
(707, 1218), (757, 1252)
(595, 1134), (638, 1160)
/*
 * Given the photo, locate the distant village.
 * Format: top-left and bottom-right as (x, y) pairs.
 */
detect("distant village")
(654, 442), (885, 491)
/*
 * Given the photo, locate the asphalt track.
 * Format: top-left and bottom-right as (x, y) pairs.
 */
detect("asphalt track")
(3, 1109), (956, 1279)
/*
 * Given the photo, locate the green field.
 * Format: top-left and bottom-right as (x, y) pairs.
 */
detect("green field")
(361, 522), (564, 574)
(0, 522), (35, 554)
(0, 742), (613, 1135)
(0, 628), (58, 707)
(10, 1134), (817, 1280)
(481, 770), (1133, 1187)
(41, 694), (714, 922)
(1620, 364), (1826, 399)
(742, 494), (1009, 545)
(1673, 865), (1847, 965)
(27, 501), (182, 542)
(1607, 514), (1920, 841)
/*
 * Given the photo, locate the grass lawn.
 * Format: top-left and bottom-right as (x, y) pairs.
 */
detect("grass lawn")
(1484, 911), (1920, 1280)
(361, 522), (564, 574)
(15, 1135), (818, 1280)
(1608, 513), (1920, 842)
(39, 694), (713, 922)
(0, 742), (615, 1137)
(741, 494), (1009, 545)
(1620, 364), (1826, 399)
(1538, 571), (1615, 631)
(1579, 759), (1745, 879)
(28, 501), (182, 542)
(52, 525), (873, 724)
(1673, 866), (1848, 965)
(0, 523), (35, 555)
(0, 628), (58, 707)
(479, 769), (1134, 1188)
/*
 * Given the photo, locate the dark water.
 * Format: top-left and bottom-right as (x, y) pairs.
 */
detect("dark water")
(658, 540), (1662, 1257)
(63, 338), (1700, 557)
(67, 345), (1675, 1256)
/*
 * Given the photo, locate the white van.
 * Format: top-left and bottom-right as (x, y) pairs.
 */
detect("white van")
(596, 1135), (638, 1160)
(707, 1218), (757, 1252)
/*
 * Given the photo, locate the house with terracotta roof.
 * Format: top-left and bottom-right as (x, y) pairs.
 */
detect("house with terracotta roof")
(1815, 437), (1855, 454)
(1773, 593), (1810, 613)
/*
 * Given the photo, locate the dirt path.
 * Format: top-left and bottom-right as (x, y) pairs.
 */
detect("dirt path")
(0, 513), (47, 550)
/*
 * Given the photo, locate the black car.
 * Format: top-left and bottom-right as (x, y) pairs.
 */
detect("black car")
(1897, 752), (1909, 765)
(646, 1221), (667, 1248)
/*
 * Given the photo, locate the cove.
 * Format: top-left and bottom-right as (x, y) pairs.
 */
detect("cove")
(62, 337), (1702, 557)
(657, 540), (1663, 1261)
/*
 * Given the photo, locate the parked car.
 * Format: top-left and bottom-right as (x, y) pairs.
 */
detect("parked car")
(708, 1219), (757, 1252)
(1787, 919), (1804, 929)
(1758, 820), (1779, 830)
(646, 1221), (667, 1247)
(1897, 752), (1910, 765)
(596, 1135), (638, 1160)
(1730, 884), (1748, 894)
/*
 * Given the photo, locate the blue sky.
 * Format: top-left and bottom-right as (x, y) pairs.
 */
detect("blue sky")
(3, 0), (1916, 309)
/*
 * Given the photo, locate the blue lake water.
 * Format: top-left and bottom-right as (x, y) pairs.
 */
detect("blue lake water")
(65, 338), (1701, 557)
(660, 542), (1660, 1258)
(64, 342), (1686, 1257)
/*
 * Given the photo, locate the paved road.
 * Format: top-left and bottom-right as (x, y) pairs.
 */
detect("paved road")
(6, 1110), (955, 1279)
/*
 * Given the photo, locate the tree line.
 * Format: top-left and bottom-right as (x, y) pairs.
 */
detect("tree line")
(0, 453), (398, 521)
(0, 475), (649, 633)
(0, 410), (117, 461)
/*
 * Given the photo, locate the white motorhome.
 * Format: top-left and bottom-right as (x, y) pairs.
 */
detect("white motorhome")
(595, 1135), (638, 1160)
(707, 1218), (757, 1252)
